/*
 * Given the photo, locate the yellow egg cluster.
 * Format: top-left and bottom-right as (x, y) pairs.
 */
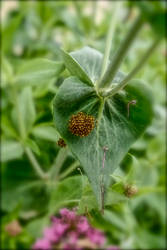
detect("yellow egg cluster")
(57, 138), (66, 147)
(68, 112), (95, 137)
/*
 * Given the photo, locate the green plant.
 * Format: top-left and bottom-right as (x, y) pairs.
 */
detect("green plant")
(1, 1), (166, 249)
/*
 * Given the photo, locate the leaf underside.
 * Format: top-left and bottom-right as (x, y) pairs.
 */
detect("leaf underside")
(53, 47), (153, 207)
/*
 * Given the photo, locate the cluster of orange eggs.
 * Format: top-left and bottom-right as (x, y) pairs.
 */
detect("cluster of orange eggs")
(68, 112), (95, 137)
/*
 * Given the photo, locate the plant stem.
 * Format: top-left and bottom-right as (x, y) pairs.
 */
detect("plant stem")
(25, 147), (47, 179)
(73, 1), (83, 24)
(99, 14), (143, 88)
(91, 0), (97, 26)
(59, 161), (80, 180)
(99, 2), (121, 82)
(10, 80), (46, 180)
(49, 148), (68, 180)
(102, 37), (160, 98)
(139, 186), (165, 194)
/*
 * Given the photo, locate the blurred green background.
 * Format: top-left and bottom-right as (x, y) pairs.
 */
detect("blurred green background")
(1, 1), (166, 249)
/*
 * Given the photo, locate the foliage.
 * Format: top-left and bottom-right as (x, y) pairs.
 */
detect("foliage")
(53, 46), (153, 206)
(1, 1), (166, 249)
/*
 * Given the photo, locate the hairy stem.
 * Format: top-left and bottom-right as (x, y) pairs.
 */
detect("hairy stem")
(73, 1), (84, 27)
(25, 147), (48, 179)
(49, 148), (68, 180)
(139, 186), (165, 194)
(99, 14), (143, 88)
(99, 2), (121, 82)
(59, 161), (80, 180)
(103, 37), (160, 98)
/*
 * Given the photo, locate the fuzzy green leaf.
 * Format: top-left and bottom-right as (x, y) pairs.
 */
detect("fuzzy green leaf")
(61, 48), (93, 86)
(62, 46), (125, 86)
(48, 176), (83, 215)
(69, 46), (103, 83)
(53, 76), (153, 207)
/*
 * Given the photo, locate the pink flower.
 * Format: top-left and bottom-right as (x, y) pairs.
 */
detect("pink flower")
(107, 246), (120, 250)
(63, 244), (81, 250)
(67, 231), (78, 244)
(63, 244), (73, 250)
(51, 216), (60, 223)
(60, 208), (76, 222)
(77, 216), (90, 233)
(32, 208), (119, 250)
(87, 228), (106, 246)
(33, 238), (51, 250)
(59, 208), (70, 217)
(43, 227), (58, 242)
(53, 222), (68, 236)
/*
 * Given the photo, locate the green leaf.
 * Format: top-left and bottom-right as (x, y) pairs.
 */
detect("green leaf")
(1, 115), (18, 139)
(62, 46), (125, 86)
(70, 47), (104, 84)
(32, 124), (60, 142)
(106, 187), (128, 206)
(61, 48), (93, 86)
(48, 175), (83, 215)
(1, 140), (24, 162)
(1, 56), (13, 86)
(53, 76), (153, 207)
(103, 210), (127, 231)
(2, 13), (23, 53)
(78, 184), (98, 213)
(78, 182), (127, 213)
(15, 59), (64, 86)
(2, 181), (49, 215)
(1, 157), (49, 214)
(26, 216), (50, 239)
(11, 87), (36, 137)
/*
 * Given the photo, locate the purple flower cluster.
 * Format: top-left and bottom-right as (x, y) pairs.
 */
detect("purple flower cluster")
(32, 208), (119, 250)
